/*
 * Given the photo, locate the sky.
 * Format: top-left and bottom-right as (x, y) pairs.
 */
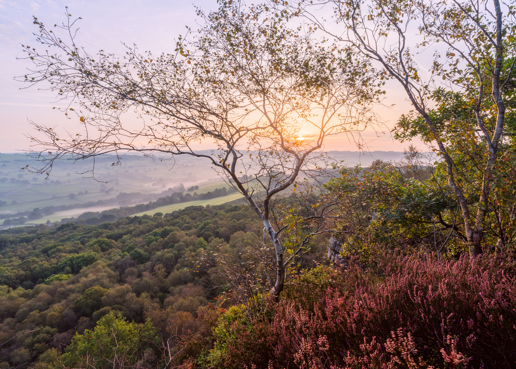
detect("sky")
(0, 0), (420, 154)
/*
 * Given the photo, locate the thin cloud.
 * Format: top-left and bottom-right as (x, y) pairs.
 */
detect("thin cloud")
(0, 102), (66, 108)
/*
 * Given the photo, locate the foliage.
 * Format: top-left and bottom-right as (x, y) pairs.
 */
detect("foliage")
(203, 305), (250, 366)
(74, 286), (109, 316)
(43, 274), (70, 285)
(325, 152), (465, 261)
(61, 312), (159, 368)
(207, 252), (516, 368)
(56, 251), (100, 274)
(0, 204), (278, 367)
(325, 141), (516, 260)
(396, 89), (516, 251)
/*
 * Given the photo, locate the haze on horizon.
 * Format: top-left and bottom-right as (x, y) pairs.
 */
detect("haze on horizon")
(0, 0), (425, 154)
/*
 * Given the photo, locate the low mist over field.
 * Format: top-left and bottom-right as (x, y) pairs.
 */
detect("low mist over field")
(0, 153), (219, 226)
(0, 151), (411, 227)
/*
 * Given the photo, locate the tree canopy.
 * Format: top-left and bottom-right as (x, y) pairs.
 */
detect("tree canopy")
(292, 0), (516, 255)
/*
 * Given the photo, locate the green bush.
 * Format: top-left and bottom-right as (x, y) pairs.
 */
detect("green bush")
(43, 274), (70, 285)
(62, 312), (159, 369)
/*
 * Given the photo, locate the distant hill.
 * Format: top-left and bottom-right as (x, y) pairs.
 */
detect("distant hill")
(326, 150), (435, 167)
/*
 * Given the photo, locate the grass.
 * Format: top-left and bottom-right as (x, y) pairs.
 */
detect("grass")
(133, 193), (244, 216)
(29, 204), (121, 224)
(27, 181), (237, 224)
(0, 153), (220, 215)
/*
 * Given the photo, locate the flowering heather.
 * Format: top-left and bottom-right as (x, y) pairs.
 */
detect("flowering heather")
(209, 254), (516, 368)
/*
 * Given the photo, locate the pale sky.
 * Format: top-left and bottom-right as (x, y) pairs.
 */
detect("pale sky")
(0, 0), (420, 153)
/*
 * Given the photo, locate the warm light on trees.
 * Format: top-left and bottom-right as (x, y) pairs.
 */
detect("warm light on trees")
(20, 0), (380, 296)
(294, 0), (516, 256)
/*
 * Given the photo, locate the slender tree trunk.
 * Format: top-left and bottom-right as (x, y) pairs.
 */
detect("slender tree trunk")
(495, 238), (504, 254)
(467, 0), (506, 257)
(271, 251), (285, 298)
(418, 112), (483, 257)
(469, 152), (498, 257)
(469, 230), (483, 256)
(263, 219), (285, 298)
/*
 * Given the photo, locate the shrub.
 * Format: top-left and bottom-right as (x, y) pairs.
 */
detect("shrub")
(74, 286), (108, 316)
(61, 312), (159, 369)
(43, 274), (70, 285)
(210, 254), (516, 368)
(56, 251), (100, 274)
(130, 248), (150, 264)
(203, 305), (267, 367)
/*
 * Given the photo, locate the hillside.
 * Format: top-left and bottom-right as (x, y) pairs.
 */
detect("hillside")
(0, 203), (325, 368)
(1, 202), (515, 368)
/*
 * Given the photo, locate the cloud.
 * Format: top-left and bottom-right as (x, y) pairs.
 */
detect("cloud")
(30, 0), (39, 12)
(0, 102), (66, 108)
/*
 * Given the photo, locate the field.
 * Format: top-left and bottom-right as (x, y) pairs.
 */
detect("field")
(27, 181), (237, 224)
(0, 154), (218, 210)
(133, 193), (244, 216)
(0, 153), (221, 224)
(0, 151), (410, 226)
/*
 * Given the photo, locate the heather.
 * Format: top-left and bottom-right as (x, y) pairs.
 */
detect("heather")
(207, 253), (516, 368)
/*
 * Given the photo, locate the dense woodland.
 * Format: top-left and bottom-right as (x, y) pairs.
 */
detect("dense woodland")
(0, 204), (298, 368)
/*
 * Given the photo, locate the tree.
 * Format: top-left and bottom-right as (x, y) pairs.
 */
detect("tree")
(20, 1), (379, 296)
(325, 151), (461, 261)
(74, 286), (108, 316)
(61, 312), (158, 368)
(294, 0), (516, 256)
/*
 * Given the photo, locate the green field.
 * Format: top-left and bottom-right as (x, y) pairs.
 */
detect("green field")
(133, 193), (244, 216)
(28, 205), (119, 225)
(0, 153), (222, 223)
(25, 180), (236, 224)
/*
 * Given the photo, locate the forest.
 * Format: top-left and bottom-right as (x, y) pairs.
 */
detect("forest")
(2, 0), (516, 367)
